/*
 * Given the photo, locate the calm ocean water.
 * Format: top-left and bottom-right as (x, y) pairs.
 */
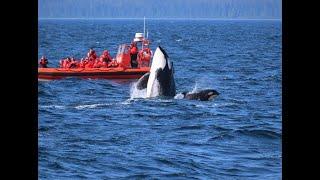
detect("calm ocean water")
(38, 19), (282, 179)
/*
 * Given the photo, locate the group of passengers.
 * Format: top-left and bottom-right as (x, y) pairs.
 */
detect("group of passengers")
(129, 42), (151, 68)
(59, 48), (115, 69)
(39, 48), (116, 68)
(39, 42), (150, 68)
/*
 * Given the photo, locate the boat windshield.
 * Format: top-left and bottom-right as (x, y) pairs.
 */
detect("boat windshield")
(117, 44), (130, 56)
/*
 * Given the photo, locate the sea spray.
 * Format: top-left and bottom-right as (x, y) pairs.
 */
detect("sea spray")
(130, 82), (147, 99)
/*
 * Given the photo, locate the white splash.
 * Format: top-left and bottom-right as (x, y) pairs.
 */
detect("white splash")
(191, 82), (199, 93)
(174, 93), (184, 99)
(130, 82), (147, 99)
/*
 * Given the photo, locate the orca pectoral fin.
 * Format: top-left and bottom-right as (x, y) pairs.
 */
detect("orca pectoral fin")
(136, 72), (150, 90)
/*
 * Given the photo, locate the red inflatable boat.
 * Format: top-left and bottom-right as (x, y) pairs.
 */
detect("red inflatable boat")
(38, 32), (152, 81)
(38, 67), (150, 80)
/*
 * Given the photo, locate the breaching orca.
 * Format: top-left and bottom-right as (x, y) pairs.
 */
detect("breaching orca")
(135, 46), (219, 101)
(146, 46), (176, 97)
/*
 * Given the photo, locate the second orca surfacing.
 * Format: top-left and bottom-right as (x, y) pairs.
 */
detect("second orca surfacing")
(135, 46), (219, 101)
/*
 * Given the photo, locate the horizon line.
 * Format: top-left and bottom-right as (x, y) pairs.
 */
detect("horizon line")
(38, 17), (282, 21)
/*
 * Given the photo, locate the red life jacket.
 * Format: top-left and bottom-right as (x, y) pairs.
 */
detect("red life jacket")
(101, 61), (107, 68)
(79, 60), (87, 68)
(85, 60), (94, 68)
(62, 60), (68, 68)
(93, 59), (103, 68)
(106, 54), (112, 62)
(69, 61), (78, 68)
(108, 60), (118, 68)
(66, 61), (72, 68)
(91, 54), (97, 59)
(130, 46), (138, 55)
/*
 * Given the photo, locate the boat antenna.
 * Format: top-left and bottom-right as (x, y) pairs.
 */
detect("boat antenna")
(143, 16), (146, 38)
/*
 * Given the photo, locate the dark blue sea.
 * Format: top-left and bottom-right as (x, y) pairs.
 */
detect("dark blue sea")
(38, 19), (282, 179)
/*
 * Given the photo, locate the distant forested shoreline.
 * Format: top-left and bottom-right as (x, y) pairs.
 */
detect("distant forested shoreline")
(39, 0), (281, 19)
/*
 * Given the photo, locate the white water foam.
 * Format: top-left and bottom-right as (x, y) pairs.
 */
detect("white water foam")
(130, 79), (161, 99)
(129, 82), (147, 99)
(120, 99), (134, 105)
(38, 79), (52, 82)
(40, 105), (65, 109)
(74, 103), (111, 110)
(174, 93), (184, 99)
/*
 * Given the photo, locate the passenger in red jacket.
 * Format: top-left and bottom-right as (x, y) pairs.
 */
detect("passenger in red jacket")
(60, 58), (69, 68)
(85, 57), (95, 68)
(39, 56), (49, 68)
(79, 58), (87, 68)
(94, 50), (113, 68)
(101, 50), (112, 65)
(69, 57), (78, 68)
(130, 42), (138, 68)
(64, 57), (72, 68)
(87, 48), (97, 60)
(102, 50), (112, 62)
(93, 57), (106, 68)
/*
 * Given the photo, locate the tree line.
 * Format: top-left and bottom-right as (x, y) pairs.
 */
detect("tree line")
(39, 0), (281, 19)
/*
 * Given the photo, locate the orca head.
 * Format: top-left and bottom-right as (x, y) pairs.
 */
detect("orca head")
(146, 46), (176, 97)
(202, 89), (219, 101)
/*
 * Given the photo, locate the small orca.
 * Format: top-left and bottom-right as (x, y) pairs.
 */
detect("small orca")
(135, 46), (219, 101)
(181, 89), (220, 101)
